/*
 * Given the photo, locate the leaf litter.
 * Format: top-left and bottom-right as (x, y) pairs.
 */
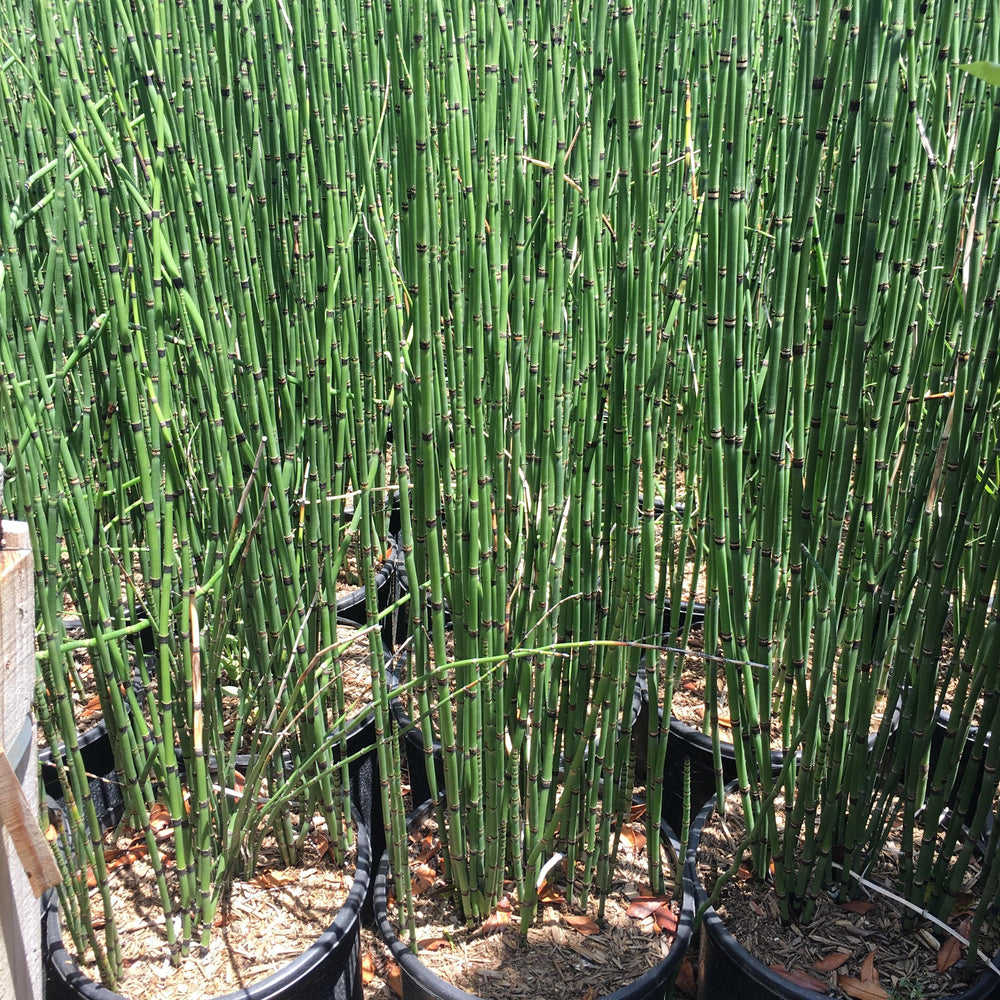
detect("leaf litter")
(369, 809), (683, 1000)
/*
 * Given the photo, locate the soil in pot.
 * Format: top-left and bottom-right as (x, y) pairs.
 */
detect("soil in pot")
(373, 801), (692, 1000)
(690, 790), (1000, 999)
(46, 817), (371, 1000)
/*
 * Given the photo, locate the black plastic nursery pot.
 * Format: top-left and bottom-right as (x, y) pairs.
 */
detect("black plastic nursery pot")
(335, 538), (403, 651)
(658, 715), (786, 838)
(685, 792), (1000, 1000)
(42, 818), (372, 1000)
(926, 710), (995, 833)
(644, 600), (896, 837)
(40, 720), (126, 831)
(41, 698), (381, 999)
(374, 804), (694, 1000)
(383, 645), (449, 810)
(335, 494), (407, 652)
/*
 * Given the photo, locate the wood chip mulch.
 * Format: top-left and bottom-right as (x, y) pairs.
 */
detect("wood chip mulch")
(365, 810), (684, 1000)
(696, 793), (999, 998)
(69, 825), (358, 1000)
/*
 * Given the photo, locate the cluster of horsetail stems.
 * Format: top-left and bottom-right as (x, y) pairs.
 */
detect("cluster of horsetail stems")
(2, 0), (999, 983)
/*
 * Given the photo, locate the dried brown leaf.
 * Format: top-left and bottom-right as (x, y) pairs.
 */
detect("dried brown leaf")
(860, 950), (879, 984)
(937, 934), (963, 972)
(411, 863), (437, 896)
(837, 975), (889, 1000)
(252, 868), (299, 888)
(620, 823), (647, 850)
(839, 900), (877, 915)
(538, 881), (564, 904)
(361, 951), (376, 985)
(626, 895), (671, 919)
(768, 964), (831, 993)
(564, 913), (601, 936)
(312, 832), (332, 860)
(385, 960), (403, 998)
(812, 951), (851, 972)
(417, 937), (452, 951)
(480, 897), (512, 936)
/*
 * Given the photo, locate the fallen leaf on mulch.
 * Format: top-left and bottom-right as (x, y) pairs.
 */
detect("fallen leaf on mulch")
(626, 895), (671, 919)
(938, 917), (970, 972)
(812, 951), (851, 972)
(837, 974), (889, 999)
(563, 913), (601, 935)
(860, 950), (879, 984)
(620, 823), (647, 850)
(414, 836), (437, 863)
(312, 832), (332, 860)
(769, 963), (831, 993)
(105, 845), (148, 869)
(385, 959), (403, 998)
(418, 937), (452, 951)
(411, 862), (437, 895)
(840, 900), (877, 915)
(361, 951), (376, 984)
(149, 802), (173, 837)
(480, 897), (512, 936)
(625, 894), (677, 932)
(252, 868), (300, 888)
(538, 881), (565, 904)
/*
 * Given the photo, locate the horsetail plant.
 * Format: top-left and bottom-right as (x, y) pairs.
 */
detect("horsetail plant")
(1, 0), (396, 984)
(6, 0), (998, 988)
(686, 0), (1000, 982)
(366, 0), (701, 946)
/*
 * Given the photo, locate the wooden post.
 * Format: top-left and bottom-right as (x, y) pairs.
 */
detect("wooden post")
(0, 520), (46, 1000)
